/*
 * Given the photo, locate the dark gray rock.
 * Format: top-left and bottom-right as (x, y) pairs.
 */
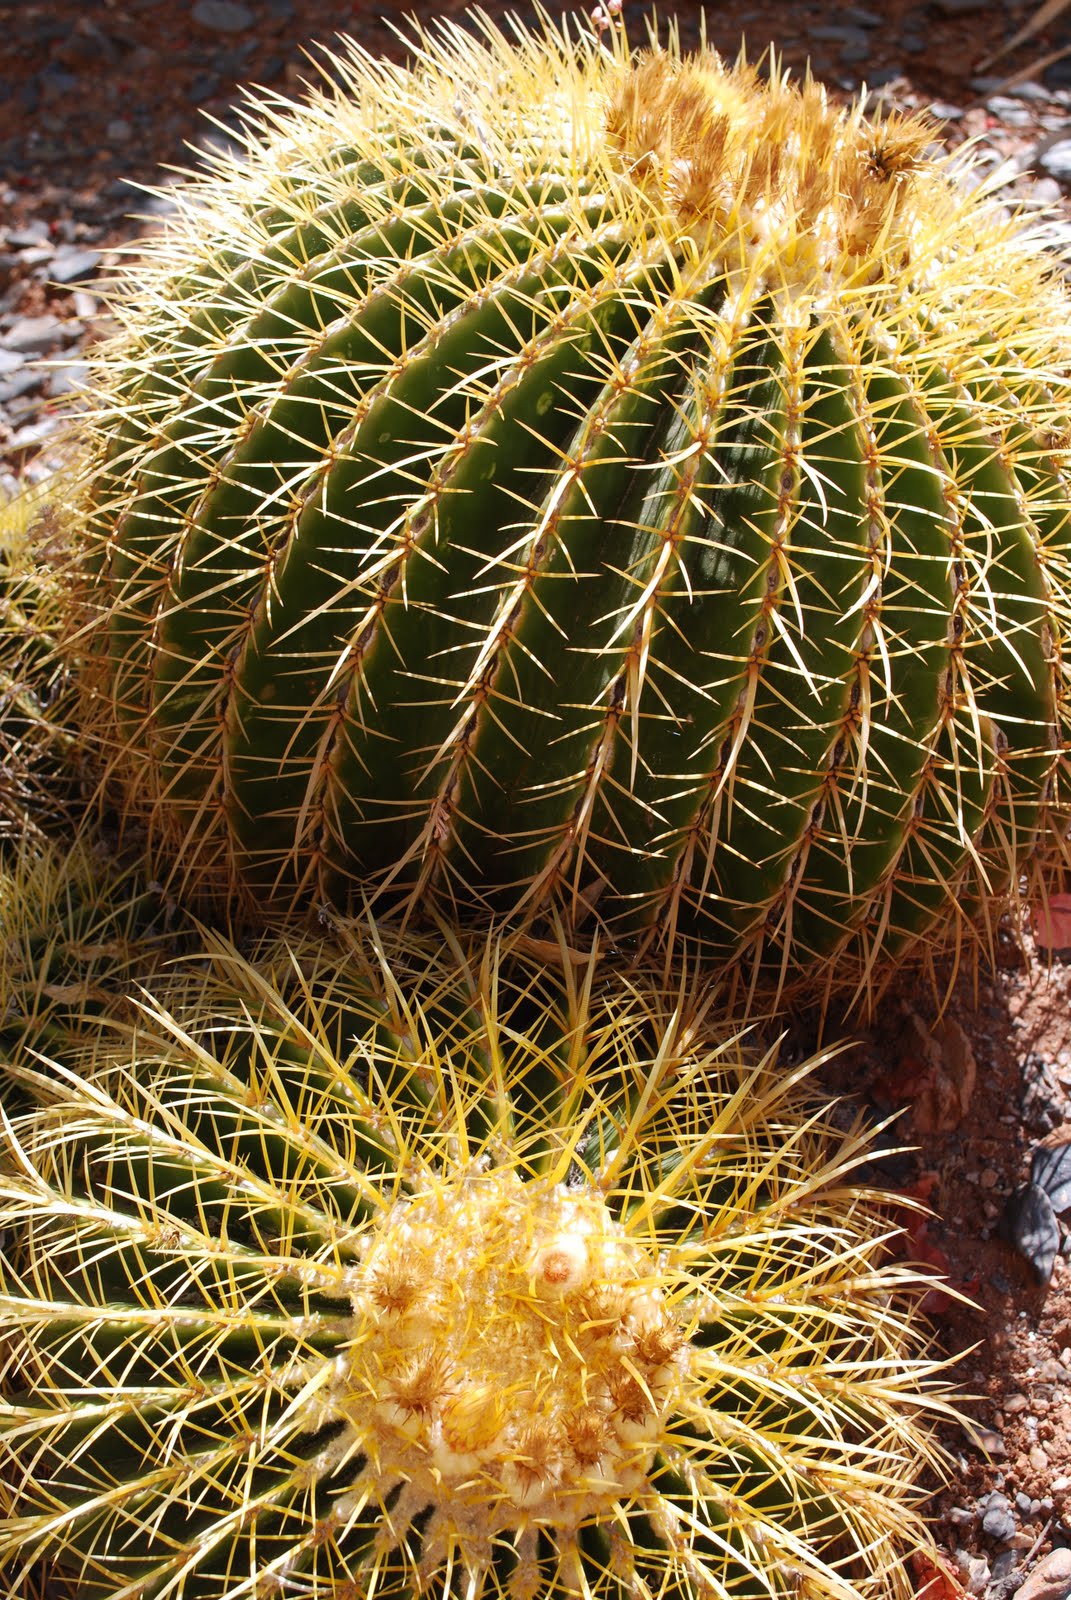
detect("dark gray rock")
(38, 66), (79, 103)
(189, 71), (221, 102)
(980, 1493), (1016, 1544)
(1021, 1053), (1064, 1135)
(866, 66), (908, 89)
(191, 0), (254, 32)
(1031, 1141), (1071, 1213)
(1000, 1183), (1059, 1286)
(809, 24), (872, 44)
(1044, 58), (1071, 91)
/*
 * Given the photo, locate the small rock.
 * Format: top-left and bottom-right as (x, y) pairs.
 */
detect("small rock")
(1032, 1141), (1071, 1212)
(189, 71), (221, 102)
(981, 1493), (1017, 1543)
(985, 96), (1034, 128)
(19, 244), (55, 269)
(1014, 1492), (1033, 1516)
(0, 348), (24, 377)
(5, 416), (66, 453)
(0, 368), (42, 405)
(1031, 177), (1065, 206)
(958, 1551), (991, 1591)
(809, 24), (872, 44)
(1002, 1182), (1059, 1284)
(981, 1168), (999, 1190)
(50, 248), (101, 286)
(1044, 58), (1071, 91)
(5, 221), (48, 247)
(1009, 81), (1051, 102)
(1, 315), (64, 355)
(1004, 1394), (1029, 1414)
(1040, 141), (1071, 184)
(1028, 1445), (1049, 1472)
(191, 0), (254, 32)
(916, 1015), (977, 1133)
(45, 362), (89, 399)
(992, 1551), (1022, 1582)
(106, 118), (133, 144)
(1013, 1547), (1071, 1600)
(963, 1555), (992, 1596)
(866, 66), (907, 89)
(974, 1427), (1008, 1458)
(38, 66), (78, 103)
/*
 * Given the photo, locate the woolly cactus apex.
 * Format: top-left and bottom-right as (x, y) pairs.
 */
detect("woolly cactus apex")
(69, 10), (1071, 1002)
(0, 918), (954, 1600)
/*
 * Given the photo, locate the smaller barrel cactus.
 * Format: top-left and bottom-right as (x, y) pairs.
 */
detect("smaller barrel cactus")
(66, 11), (1071, 1001)
(0, 483), (78, 842)
(0, 835), (173, 1086)
(1, 914), (952, 1600)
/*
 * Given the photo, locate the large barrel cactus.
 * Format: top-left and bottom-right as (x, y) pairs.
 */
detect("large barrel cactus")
(71, 13), (1071, 995)
(0, 911), (950, 1600)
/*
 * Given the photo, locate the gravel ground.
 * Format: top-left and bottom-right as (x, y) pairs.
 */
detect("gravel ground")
(5, 1), (1071, 1596)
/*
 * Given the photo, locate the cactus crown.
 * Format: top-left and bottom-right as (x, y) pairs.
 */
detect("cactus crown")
(606, 48), (935, 278)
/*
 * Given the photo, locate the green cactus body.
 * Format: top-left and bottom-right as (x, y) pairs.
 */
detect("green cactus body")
(0, 915), (951, 1600)
(0, 483), (81, 842)
(72, 17), (1071, 995)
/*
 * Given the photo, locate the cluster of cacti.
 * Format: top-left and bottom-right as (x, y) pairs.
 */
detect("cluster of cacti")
(0, 908), (952, 1600)
(12, 7), (1066, 1595)
(65, 12), (1071, 998)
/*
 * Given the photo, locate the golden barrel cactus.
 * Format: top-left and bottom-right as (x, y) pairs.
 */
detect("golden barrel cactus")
(68, 13), (1071, 998)
(0, 914), (953, 1600)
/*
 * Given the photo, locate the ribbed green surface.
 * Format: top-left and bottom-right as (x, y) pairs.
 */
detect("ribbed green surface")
(77, 25), (1071, 992)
